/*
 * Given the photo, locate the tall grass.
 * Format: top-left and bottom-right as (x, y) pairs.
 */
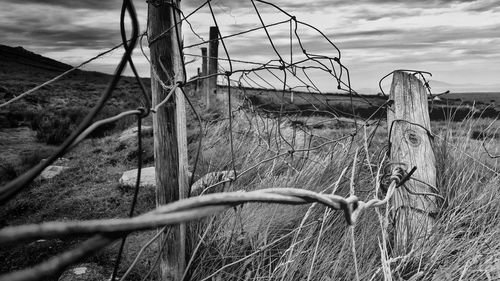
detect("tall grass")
(1, 105), (498, 280)
(184, 111), (499, 280)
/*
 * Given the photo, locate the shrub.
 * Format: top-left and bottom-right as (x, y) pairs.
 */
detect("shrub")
(29, 106), (130, 144)
(30, 109), (71, 145)
(58, 106), (88, 124)
(0, 104), (38, 128)
(32, 114), (73, 145)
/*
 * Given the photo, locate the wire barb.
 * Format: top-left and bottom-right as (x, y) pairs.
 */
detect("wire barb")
(4, 1), (496, 280)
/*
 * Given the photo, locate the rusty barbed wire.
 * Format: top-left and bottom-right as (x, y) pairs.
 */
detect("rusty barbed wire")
(0, 166), (411, 281)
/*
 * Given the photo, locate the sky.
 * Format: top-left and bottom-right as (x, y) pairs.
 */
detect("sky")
(1, 0), (500, 93)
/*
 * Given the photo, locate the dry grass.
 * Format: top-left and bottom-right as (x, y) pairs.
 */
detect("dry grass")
(0, 106), (498, 280)
(0, 132), (158, 280)
(184, 111), (499, 280)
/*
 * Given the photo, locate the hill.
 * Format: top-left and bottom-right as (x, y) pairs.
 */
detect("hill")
(0, 45), (155, 185)
(0, 44), (150, 129)
(0, 45), (74, 73)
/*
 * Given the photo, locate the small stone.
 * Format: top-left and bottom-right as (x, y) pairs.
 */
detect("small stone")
(40, 165), (69, 179)
(58, 263), (105, 281)
(119, 166), (156, 187)
(72, 267), (87, 275)
(119, 167), (192, 189)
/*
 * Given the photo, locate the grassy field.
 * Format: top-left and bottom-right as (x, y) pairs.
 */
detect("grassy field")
(1, 102), (499, 280)
(1, 46), (500, 280)
(446, 92), (500, 106)
(181, 112), (500, 280)
(220, 86), (500, 120)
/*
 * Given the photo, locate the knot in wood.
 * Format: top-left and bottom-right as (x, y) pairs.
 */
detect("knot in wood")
(404, 129), (421, 147)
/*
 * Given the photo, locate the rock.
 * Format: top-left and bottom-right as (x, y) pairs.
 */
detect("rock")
(120, 167), (197, 190)
(72, 267), (87, 275)
(58, 263), (106, 281)
(118, 168), (237, 248)
(40, 165), (69, 179)
(190, 170), (235, 196)
(118, 125), (153, 143)
(41, 157), (70, 166)
(119, 166), (157, 187)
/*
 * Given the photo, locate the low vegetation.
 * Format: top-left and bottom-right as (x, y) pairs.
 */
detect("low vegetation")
(1, 47), (499, 280)
(1, 101), (498, 280)
(184, 111), (500, 280)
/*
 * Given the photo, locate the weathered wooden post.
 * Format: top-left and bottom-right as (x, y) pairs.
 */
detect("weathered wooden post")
(196, 67), (201, 91)
(200, 47), (208, 100)
(387, 71), (438, 254)
(148, 1), (188, 280)
(207, 26), (219, 110)
(201, 47), (208, 77)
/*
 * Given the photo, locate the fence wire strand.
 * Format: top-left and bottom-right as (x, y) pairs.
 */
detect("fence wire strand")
(1, 0), (498, 280)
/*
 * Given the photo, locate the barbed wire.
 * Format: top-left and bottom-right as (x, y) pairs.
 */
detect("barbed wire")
(0, 167), (410, 281)
(0, 0), (497, 280)
(0, 0), (143, 205)
(378, 69), (433, 98)
(483, 141), (500, 159)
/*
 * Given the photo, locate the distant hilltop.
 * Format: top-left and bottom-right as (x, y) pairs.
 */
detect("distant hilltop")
(360, 77), (500, 95)
(0, 44), (74, 73)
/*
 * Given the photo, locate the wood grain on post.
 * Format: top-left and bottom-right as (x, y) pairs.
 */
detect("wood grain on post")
(388, 71), (437, 254)
(201, 47), (208, 101)
(147, 1), (188, 280)
(207, 26), (219, 110)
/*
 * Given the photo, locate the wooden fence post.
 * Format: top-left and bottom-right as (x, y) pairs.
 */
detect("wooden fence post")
(147, 1), (188, 280)
(207, 26), (219, 110)
(196, 67), (201, 92)
(200, 47), (208, 101)
(387, 71), (438, 254)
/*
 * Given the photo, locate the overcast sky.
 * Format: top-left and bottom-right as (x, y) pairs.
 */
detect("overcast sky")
(1, 0), (500, 93)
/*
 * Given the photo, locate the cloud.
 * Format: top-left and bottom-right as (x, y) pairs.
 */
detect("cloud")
(182, 0), (482, 14)
(1, 0), (499, 90)
(460, 0), (500, 12)
(350, 8), (423, 21)
(2, 25), (119, 49)
(0, 3), (120, 51)
(1, 0), (122, 10)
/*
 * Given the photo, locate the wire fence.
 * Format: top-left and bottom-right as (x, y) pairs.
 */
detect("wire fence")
(0, 0), (499, 281)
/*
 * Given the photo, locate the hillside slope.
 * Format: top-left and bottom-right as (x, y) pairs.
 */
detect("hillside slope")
(0, 44), (150, 128)
(0, 45), (73, 73)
